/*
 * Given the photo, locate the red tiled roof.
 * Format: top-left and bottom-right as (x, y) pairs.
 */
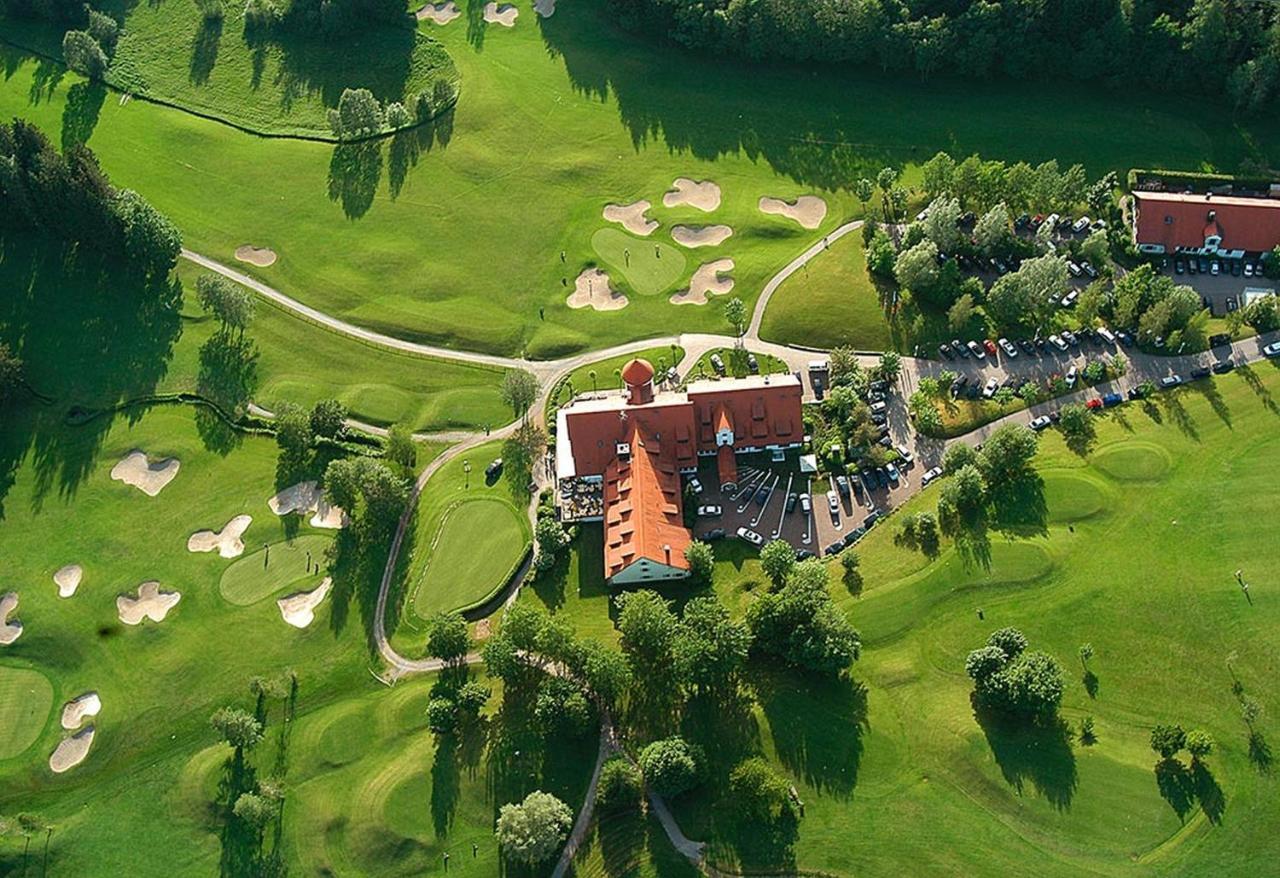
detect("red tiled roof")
(603, 425), (690, 579)
(716, 444), (738, 490)
(621, 358), (655, 386)
(1134, 191), (1280, 253)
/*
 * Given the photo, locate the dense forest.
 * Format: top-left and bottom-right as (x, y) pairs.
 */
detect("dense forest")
(607, 0), (1280, 110)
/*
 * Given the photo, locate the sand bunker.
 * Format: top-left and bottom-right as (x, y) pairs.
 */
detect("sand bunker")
(277, 577), (332, 629)
(483, 1), (517, 24)
(0, 593), (21, 646)
(663, 178), (721, 212)
(234, 245), (277, 267)
(672, 225), (733, 248)
(117, 581), (182, 626)
(111, 450), (180, 497)
(758, 195), (828, 230)
(602, 200), (658, 237)
(567, 268), (629, 312)
(669, 258), (735, 305)
(187, 515), (253, 559)
(53, 564), (83, 598)
(415, 1), (460, 23)
(268, 482), (348, 529)
(534, 0), (555, 15)
(61, 692), (101, 730)
(49, 726), (95, 774)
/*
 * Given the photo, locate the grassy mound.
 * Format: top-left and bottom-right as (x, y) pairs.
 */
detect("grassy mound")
(413, 497), (526, 618)
(590, 228), (687, 296)
(1091, 442), (1173, 481)
(1041, 470), (1110, 522)
(220, 534), (333, 606)
(0, 666), (53, 760)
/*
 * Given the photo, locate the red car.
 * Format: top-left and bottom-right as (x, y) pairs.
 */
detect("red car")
(983, 339), (998, 356)
(1086, 398), (1103, 410)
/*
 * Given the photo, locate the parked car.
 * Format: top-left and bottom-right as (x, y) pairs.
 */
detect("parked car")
(938, 342), (955, 360)
(747, 353), (759, 374)
(824, 542), (843, 557)
(704, 528), (726, 541)
(863, 511), (881, 529)
(687, 477), (703, 494)
(885, 463), (900, 485)
(754, 486), (770, 506)
(1049, 334), (1069, 351)
(1018, 339), (1036, 355)
(1265, 342), (1280, 358)
(983, 339), (998, 356)
(1190, 366), (1211, 380)
(1210, 260), (1221, 276)
(697, 504), (722, 517)
(1244, 262), (1254, 277)
(967, 340), (986, 359)
(998, 337), (1018, 357)
(799, 493), (812, 515)
(1072, 216), (1091, 233)
(1102, 392), (1122, 407)
(921, 466), (943, 486)
(1061, 290), (1079, 308)
(785, 493), (798, 513)
(1212, 359), (1235, 374)
(1160, 375), (1183, 388)
(1115, 330), (1135, 348)
(1188, 258), (1198, 274)
(827, 491), (840, 516)
(737, 527), (764, 547)
(953, 338), (970, 358)
(710, 353), (726, 375)
(1086, 397), (1103, 410)
(950, 374), (969, 397)
(982, 376), (999, 398)
(794, 549), (816, 561)
(896, 444), (914, 465)
(1067, 261), (1083, 278)
(485, 458), (504, 478)
(1174, 258), (1185, 274)
(1029, 415), (1052, 431)
(1097, 326), (1117, 345)
(1064, 365), (1078, 388)
(1061, 329), (1080, 347)
(835, 475), (851, 497)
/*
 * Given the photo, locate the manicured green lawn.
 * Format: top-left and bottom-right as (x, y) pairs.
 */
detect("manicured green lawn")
(415, 496), (527, 617)
(0, 665), (53, 760)
(758, 231), (894, 351)
(0, 2), (457, 137)
(4, 0), (1274, 357)
(219, 534), (333, 606)
(591, 228), (688, 296)
(396, 440), (531, 642)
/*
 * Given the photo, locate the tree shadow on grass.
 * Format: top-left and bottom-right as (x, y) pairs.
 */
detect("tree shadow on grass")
(216, 751), (261, 878)
(973, 699), (1077, 811)
(197, 329), (260, 417)
(1082, 669), (1099, 699)
(756, 666), (867, 800)
(988, 472), (1047, 538)
(1192, 760), (1224, 824)
(190, 15), (223, 85)
(1248, 731), (1272, 773)
(1237, 364), (1279, 417)
(327, 141), (383, 219)
(60, 79), (106, 150)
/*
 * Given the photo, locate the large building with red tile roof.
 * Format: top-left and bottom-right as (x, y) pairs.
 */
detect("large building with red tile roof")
(1132, 190), (1280, 256)
(555, 358), (804, 585)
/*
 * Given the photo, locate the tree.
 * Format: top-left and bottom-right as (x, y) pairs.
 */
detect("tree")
(895, 239), (940, 296)
(210, 707), (264, 751)
(978, 423), (1038, 484)
(309, 398), (347, 439)
(986, 254), (1067, 330)
(760, 539), (796, 589)
(495, 790), (573, 865)
(385, 423), (417, 474)
(921, 151), (956, 200)
(942, 443), (979, 474)
(579, 640), (632, 708)
(616, 589), (678, 667)
(87, 8), (119, 50)
(597, 756), (643, 811)
(746, 560), (860, 674)
(937, 464), (986, 532)
(987, 627), (1027, 659)
(0, 342), (24, 404)
(729, 757), (793, 823)
(1242, 295), (1280, 333)
(922, 195), (963, 252)
(1078, 643), (1094, 668)
(115, 189), (182, 276)
(724, 297), (748, 342)
(535, 676), (594, 735)
(1185, 728), (1214, 762)
(684, 540), (714, 584)
(878, 351), (902, 381)
(840, 549), (863, 589)
(947, 292), (976, 333)
(274, 402), (313, 459)
(866, 228), (897, 278)
(639, 737), (703, 796)
(829, 346), (863, 388)
(974, 203), (1012, 255)
(1058, 403), (1091, 440)
(426, 612), (469, 664)
(322, 456), (409, 538)
(328, 88), (384, 139)
(996, 651), (1065, 719)
(62, 30), (107, 77)
(195, 274), (254, 334)
(233, 792), (277, 830)
(1150, 723), (1187, 759)
(853, 178), (874, 214)
(456, 680), (491, 715)
(674, 595), (751, 696)
(385, 101), (411, 128)
(534, 514), (569, 571)
(500, 369), (539, 421)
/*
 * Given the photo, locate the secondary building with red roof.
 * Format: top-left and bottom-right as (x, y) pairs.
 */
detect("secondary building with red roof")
(555, 357), (804, 586)
(1132, 190), (1280, 256)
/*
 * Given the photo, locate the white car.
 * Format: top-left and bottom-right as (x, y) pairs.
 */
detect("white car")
(998, 337), (1018, 357)
(687, 477), (703, 494)
(1029, 415), (1052, 431)
(982, 377), (999, 399)
(896, 444), (914, 465)
(736, 527), (765, 547)
(1072, 216), (1091, 233)
(1049, 334), (1069, 352)
(697, 504), (722, 517)
(799, 493), (812, 515)
(966, 340), (986, 359)
(1264, 342), (1280, 358)
(920, 466), (943, 486)
(827, 491), (840, 516)
(1061, 290), (1079, 308)
(1160, 374), (1183, 388)
(1065, 366), (1078, 388)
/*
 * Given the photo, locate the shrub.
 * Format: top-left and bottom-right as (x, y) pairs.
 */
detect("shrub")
(385, 101), (411, 128)
(639, 736), (702, 797)
(86, 8), (119, 50)
(62, 30), (107, 78)
(426, 697), (457, 733)
(495, 791), (572, 865)
(597, 757), (643, 812)
(729, 757), (793, 822)
(1150, 723), (1186, 759)
(328, 88), (383, 139)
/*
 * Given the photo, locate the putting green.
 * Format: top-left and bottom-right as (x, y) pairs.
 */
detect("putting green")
(591, 228), (688, 296)
(0, 666), (53, 759)
(1091, 442), (1172, 481)
(219, 535), (333, 606)
(413, 498), (527, 618)
(1042, 471), (1109, 522)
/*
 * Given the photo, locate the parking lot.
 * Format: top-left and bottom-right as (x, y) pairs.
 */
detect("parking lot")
(1160, 257), (1276, 316)
(687, 452), (919, 560)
